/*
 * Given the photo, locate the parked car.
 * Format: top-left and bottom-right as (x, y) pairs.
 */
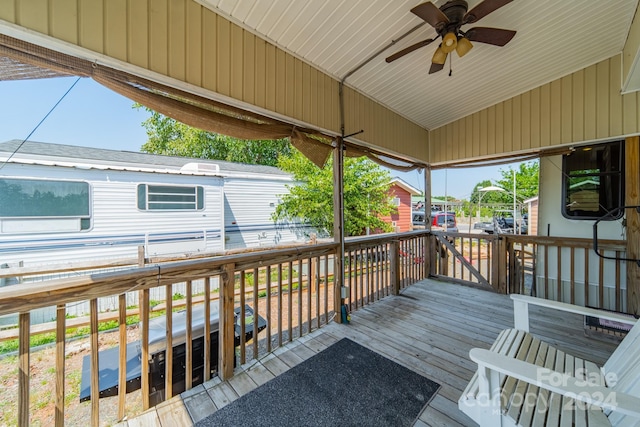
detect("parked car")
(412, 210), (458, 233)
(474, 210), (527, 234)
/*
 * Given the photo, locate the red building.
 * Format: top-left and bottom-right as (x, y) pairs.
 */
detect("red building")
(380, 178), (422, 233)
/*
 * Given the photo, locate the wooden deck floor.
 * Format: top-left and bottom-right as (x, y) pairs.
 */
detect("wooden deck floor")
(119, 279), (617, 427)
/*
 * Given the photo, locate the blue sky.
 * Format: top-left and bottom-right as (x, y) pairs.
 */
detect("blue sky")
(0, 76), (512, 199)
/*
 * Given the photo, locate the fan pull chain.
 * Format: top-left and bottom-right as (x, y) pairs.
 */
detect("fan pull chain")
(448, 54), (453, 76)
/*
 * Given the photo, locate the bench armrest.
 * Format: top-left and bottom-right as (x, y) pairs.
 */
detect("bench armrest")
(470, 348), (640, 418)
(510, 294), (637, 332)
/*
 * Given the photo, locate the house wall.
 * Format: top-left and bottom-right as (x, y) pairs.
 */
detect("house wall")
(380, 184), (412, 233)
(0, 0), (429, 162)
(526, 198), (538, 236)
(430, 55), (640, 165)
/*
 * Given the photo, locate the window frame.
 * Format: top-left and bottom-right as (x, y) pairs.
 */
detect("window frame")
(0, 177), (92, 232)
(137, 183), (205, 212)
(561, 140), (624, 220)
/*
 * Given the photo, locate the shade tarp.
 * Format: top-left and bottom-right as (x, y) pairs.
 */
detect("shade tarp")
(0, 33), (422, 170)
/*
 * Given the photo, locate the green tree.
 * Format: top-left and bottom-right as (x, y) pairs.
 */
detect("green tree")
(135, 105), (291, 166)
(274, 150), (396, 237)
(495, 161), (540, 203)
(468, 162), (539, 205)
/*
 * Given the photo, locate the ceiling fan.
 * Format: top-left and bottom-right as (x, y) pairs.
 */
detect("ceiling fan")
(386, 0), (516, 74)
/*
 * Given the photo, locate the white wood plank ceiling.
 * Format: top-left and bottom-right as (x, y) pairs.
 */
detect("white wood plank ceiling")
(198, 0), (639, 131)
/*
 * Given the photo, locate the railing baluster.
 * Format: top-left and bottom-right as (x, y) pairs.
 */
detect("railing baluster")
(476, 237), (482, 280)
(374, 246), (380, 300)
(570, 247), (575, 304)
(277, 264), (283, 347)
(519, 244), (525, 294)
(355, 250), (361, 309)
(240, 271), (246, 364)
(90, 298), (99, 426)
(288, 261), (293, 342)
(556, 245), (562, 301)
(204, 277), (211, 382)
(185, 281), (193, 391)
(19, 312), (30, 427)
(307, 258), (312, 331)
(55, 305), (66, 427)
(411, 237), (420, 284)
(165, 284), (173, 398)
(253, 267), (259, 359)
(531, 242), (537, 296)
(599, 256), (605, 309)
(117, 295), (127, 419)
(140, 288), (150, 410)
(544, 244), (549, 299)
(315, 256), (320, 329)
(615, 251), (621, 312)
(466, 237), (471, 283)
(584, 248), (590, 306)
(324, 255), (329, 324)
(266, 266), (272, 353)
(297, 260), (303, 338)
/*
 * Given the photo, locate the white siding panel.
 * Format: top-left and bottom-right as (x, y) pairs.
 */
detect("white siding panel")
(223, 177), (309, 250)
(0, 164), (225, 267)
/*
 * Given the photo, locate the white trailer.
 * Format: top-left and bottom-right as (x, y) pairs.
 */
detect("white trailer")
(536, 139), (627, 310)
(0, 140), (311, 271)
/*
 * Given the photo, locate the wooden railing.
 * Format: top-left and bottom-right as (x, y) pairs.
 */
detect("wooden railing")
(342, 232), (429, 313)
(504, 234), (627, 312)
(0, 233), (429, 426)
(0, 229), (628, 425)
(429, 232), (628, 312)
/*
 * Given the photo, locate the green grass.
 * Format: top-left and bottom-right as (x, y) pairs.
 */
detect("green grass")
(0, 309), (163, 355)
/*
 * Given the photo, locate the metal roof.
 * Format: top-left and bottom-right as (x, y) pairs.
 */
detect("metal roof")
(0, 140), (291, 177)
(198, 0), (639, 131)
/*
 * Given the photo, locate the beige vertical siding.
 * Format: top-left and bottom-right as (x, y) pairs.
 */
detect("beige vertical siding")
(623, 3), (640, 88)
(3, 0), (428, 163)
(429, 55), (640, 165)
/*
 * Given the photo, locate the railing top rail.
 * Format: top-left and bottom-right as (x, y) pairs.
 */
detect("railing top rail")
(431, 231), (498, 240)
(502, 234), (626, 250)
(343, 230), (428, 248)
(0, 242), (339, 316)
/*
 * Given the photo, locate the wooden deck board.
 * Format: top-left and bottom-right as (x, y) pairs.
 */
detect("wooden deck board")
(131, 279), (616, 427)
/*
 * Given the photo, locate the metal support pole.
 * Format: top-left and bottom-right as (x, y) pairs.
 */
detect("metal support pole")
(332, 138), (346, 323)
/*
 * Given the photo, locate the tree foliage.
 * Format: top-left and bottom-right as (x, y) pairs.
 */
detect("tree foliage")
(274, 150), (396, 237)
(494, 161), (540, 203)
(135, 106), (397, 236)
(136, 105), (291, 166)
(468, 161), (539, 205)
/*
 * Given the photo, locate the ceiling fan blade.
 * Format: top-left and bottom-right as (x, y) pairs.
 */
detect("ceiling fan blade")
(429, 62), (445, 74)
(463, 0), (512, 24)
(385, 38), (435, 63)
(411, 2), (449, 30)
(465, 27), (516, 46)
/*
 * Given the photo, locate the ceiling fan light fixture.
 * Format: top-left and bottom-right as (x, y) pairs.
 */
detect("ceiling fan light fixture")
(441, 32), (458, 53)
(432, 46), (447, 65)
(456, 36), (473, 57)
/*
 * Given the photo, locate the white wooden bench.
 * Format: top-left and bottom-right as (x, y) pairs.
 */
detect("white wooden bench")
(458, 294), (640, 426)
